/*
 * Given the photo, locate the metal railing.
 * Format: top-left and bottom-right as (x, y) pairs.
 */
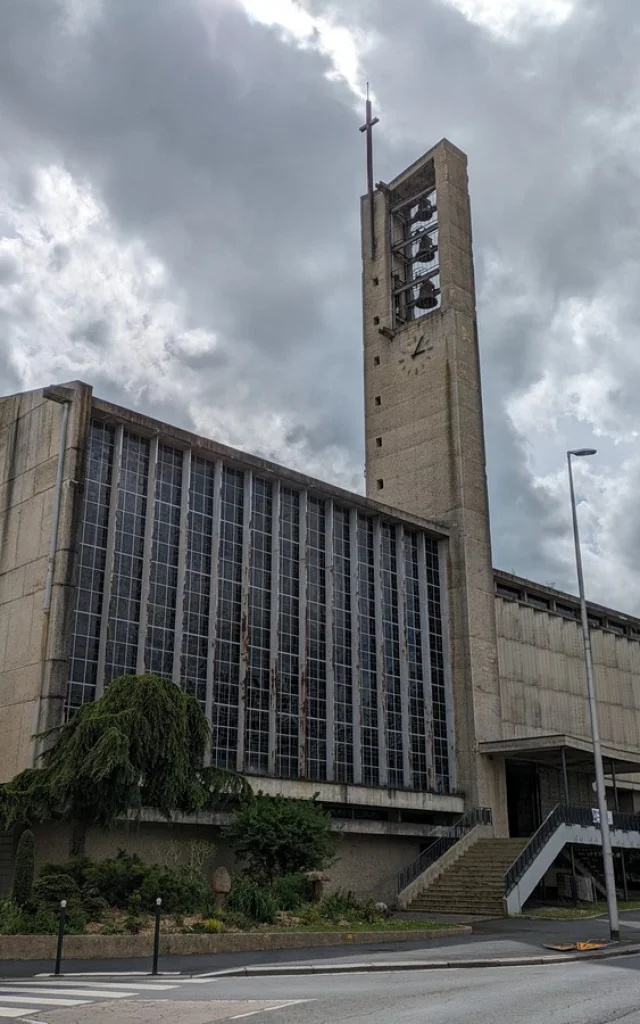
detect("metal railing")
(505, 804), (640, 894)
(397, 807), (492, 893)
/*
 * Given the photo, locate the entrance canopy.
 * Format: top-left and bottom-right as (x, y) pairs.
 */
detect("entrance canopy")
(479, 734), (640, 777)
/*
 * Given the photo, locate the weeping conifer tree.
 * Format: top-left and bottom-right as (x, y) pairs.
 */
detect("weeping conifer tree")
(0, 674), (251, 849)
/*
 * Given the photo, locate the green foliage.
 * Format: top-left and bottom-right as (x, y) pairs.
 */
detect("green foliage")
(84, 851), (147, 908)
(272, 873), (313, 912)
(224, 795), (336, 883)
(32, 873), (82, 906)
(12, 830), (35, 908)
(101, 920), (126, 935)
(138, 864), (212, 914)
(38, 851), (211, 916)
(191, 917), (225, 934)
(303, 889), (381, 926)
(0, 898), (26, 935)
(123, 891), (144, 934)
(40, 857), (93, 889)
(227, 878), (277, 924)
(0, 674), (251, 832)
(30, 874), (88, 933)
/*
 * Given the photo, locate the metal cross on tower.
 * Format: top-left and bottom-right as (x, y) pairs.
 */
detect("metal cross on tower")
(359, 83), (379, 259)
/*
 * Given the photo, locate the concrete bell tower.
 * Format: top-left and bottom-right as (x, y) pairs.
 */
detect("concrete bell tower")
(361, 137), (506, 829)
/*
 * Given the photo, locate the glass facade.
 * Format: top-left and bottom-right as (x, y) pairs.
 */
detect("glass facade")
(67, 419), (452, 792)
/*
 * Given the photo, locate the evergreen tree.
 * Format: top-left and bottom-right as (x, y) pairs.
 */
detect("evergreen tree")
(0, 675), (250, 846)
(12, 828), (35, 907)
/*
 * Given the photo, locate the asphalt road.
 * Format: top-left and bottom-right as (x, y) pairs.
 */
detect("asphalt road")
(3, 953), (640, 1023)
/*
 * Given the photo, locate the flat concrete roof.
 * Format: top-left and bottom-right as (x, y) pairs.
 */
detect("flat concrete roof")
(479, 734), (640, 776)
(494, 567), (640, 634)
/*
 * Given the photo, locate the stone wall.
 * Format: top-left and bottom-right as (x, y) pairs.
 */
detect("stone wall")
(29, 820), (418, 904)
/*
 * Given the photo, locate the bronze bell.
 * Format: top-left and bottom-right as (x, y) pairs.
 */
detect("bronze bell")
(411, 199), (434, 223)
(415, 280), (438, 310)
(416, 235), (437, 262)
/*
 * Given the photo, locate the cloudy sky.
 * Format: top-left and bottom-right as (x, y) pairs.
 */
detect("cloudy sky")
(1, 0), (640, 611)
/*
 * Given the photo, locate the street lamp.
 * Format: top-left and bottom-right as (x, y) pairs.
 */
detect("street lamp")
(567, 448), (619, 940)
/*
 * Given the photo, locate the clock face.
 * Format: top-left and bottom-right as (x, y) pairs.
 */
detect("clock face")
(397, 330), (434, 377)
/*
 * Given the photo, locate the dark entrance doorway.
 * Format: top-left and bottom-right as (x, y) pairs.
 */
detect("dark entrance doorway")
(506, 761), (542, 838)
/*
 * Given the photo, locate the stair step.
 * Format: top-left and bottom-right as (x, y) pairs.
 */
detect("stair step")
(404, 836), (527, 915)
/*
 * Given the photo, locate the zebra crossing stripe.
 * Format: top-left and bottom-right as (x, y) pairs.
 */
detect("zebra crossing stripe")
(0, 1007), (45, 1018)
(0, 995), (91, 1007)
(0, 986), (138, 999)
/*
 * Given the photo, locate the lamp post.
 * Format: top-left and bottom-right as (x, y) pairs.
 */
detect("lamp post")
(567, 448), (619, 940)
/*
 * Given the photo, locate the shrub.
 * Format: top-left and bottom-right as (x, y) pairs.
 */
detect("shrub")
(0, 898), (26, 935)
(191, 918), (225, 934)
(84, 851), (148, 908)
(138, 864), (212, 915)
(224, 795), (336, 883)
(306, 889), (381, 925)
(123, 891), (145, 934)
(216, 908), (253, 931)
(272, 874), (312, 912)
(30, 874), (88, 933)
(34, 852), (213, 918)
(101, 920), (126, 935)
(31, 873), (82, 907)
(79, 885), (110, 921)
(12, 830), (35, 908)
(40, 858), (93, 890)
(27, 906), (59, 935)
(227, 878), (277, 924)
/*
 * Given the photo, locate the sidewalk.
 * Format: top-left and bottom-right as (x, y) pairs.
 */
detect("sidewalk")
(204, 913), (640, 976)
(2, 912), (639, 980)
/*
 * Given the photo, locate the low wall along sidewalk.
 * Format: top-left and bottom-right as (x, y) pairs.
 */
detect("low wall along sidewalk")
(0, 925), (470, 961)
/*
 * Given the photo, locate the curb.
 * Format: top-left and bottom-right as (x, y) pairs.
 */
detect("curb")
(199, 942), (640, 977)
(0, 925), (471, 962)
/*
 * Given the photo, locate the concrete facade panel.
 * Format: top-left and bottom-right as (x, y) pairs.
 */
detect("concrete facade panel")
(495, 596), (640, 758)
(0, 383), (92, 783)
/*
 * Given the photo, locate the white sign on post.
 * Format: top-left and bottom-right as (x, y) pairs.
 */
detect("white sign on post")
(591, 809), (614, 826)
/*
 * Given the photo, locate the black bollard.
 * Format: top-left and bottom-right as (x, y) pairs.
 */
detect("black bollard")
(54, 900), (67, 976)
(151, 898), (162, 976)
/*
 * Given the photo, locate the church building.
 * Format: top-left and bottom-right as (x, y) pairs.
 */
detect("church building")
(1, 140), (640, 909)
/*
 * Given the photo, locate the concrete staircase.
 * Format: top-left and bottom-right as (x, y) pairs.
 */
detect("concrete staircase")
(407, 838), (527, 916)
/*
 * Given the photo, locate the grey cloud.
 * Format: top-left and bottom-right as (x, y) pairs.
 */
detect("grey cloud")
(70, 317), (111, 347)
(48, 243), (71, 273)
(0, 0), (364, 461)
(0, 254), (18, 284)
(2, 0), (640, 608)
